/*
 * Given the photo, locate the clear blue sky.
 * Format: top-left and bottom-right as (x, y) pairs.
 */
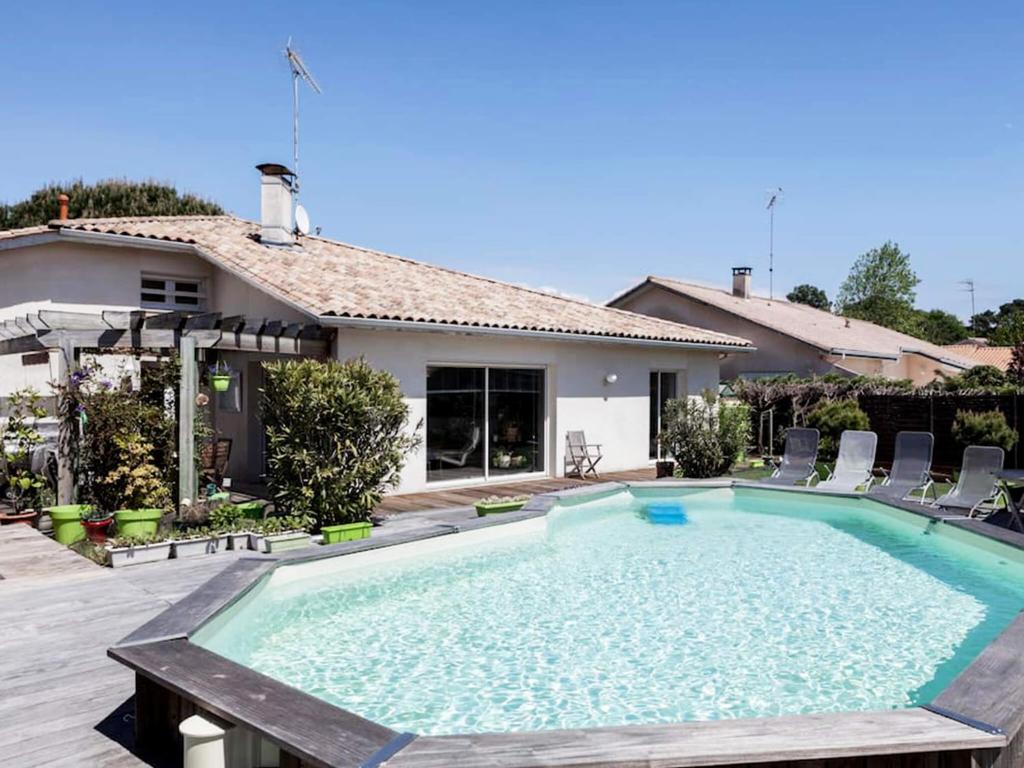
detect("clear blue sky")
(3, 1), (1021, 317)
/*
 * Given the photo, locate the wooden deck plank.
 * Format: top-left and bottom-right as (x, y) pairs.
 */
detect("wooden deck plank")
(384, 709), (1002, 768)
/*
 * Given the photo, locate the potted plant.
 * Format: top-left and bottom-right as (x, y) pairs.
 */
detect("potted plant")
(491, 449), (512, 469)
(321, 520), (371, 544)
(257, 515), (312, 553)
(209, 361), (233, 393)
(171, 527), (218, 558)
(0, 388), (48, 527)
(655, 459), (676, 479)
(107, 532), (173, 568)
(81, 509), (115, 544)
(474, 494), (530, 516)
(114, 508), (164, 538)
(209, 504), (251, 551)
(48, 504), (92, 545)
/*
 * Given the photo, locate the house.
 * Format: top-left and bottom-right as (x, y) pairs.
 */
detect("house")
(0, 164), (752, 496)
(943, 339), (1015, 373)
(608, 268), (975, 386)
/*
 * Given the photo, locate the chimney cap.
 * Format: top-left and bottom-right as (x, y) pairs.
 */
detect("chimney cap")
(256, 163), (296, 177)
(732, 266), (752, 276)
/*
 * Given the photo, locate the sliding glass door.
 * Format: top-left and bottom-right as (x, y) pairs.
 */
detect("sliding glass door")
(427, 366), (545, 483)
(649, 371), (677, 459)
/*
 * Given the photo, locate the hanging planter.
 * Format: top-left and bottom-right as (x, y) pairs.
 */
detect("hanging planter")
(208, 361), (233, 392)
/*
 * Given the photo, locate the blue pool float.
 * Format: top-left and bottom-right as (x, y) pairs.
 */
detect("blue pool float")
(644, 502), (688, 525)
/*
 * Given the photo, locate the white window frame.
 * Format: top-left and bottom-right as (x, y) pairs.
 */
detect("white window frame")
(140, 273), (207, 311)
(650, 369), (682, 461)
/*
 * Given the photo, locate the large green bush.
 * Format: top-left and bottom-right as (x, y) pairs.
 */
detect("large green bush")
(805, 398), (870, 461)
(660, 393), (750, 479)
(261, 358), (421, 528)
(951, 410), (1018, 452)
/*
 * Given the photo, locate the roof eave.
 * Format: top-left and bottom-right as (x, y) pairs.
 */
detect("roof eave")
(319, 315), (756, 353)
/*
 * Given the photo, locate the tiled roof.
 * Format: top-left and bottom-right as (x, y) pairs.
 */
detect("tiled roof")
(620, 276), (974, 367)
(943, 344), (1015, 372)
(6, 216), (751, 349)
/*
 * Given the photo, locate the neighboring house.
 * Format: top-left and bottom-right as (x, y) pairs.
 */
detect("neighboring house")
(0, 164), (752, 494)
(609, 267), (975, 386)
(943, 340), (1015, 373)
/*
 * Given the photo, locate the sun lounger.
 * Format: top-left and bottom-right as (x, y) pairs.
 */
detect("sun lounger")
(762, 428), (820, 487)
(869, 431), (935, 503)
(816, 430), (877, 492)
(933, 445), (1006, 517)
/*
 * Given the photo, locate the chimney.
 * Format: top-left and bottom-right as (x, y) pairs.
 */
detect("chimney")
(57, 193), (69, 222)
(731, 266), (752, 299)
(256, 163), (296, 246)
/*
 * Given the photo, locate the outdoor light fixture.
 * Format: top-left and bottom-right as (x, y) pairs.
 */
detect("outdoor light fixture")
(604, 373), (618, 385)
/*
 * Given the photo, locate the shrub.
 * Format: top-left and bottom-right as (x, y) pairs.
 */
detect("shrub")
(660, 392), (750, 478)
(951, 410), (1019, 452)
(0, 389), (49, 512)
(805, 398), (870, 461)
(261, 358), (421, 529)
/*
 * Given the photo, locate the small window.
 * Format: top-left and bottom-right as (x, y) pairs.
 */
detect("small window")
(140, 274), (206, 311)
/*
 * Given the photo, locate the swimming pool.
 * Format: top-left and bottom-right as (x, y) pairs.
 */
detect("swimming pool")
(193, 486), (1024, 736)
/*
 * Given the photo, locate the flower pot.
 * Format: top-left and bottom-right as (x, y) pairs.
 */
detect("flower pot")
(224, 531), (251, 551)
(236, 501), (267, 520)
(474, 499), (528, 516)
(108, 540), (172, 568)
(172, 537), (217, 558)
(321, 521), (371, 544)
(262, 532), (311, 553)
(655, 460), (676, 479)
(82, 516), (113, 544)
(0, 509), (40, 527)
(47, 505), (91, 545)
(114, 508), (163, 538)
(211, 374), (231, 392)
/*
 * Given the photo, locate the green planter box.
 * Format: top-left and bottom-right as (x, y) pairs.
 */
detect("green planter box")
(48, 505), (91, 545)
(114, 509), (163, 538)
(236, 501), (267, 520)
(474, 499), (528, 516)
(321, 521), (371, 544)
(262, 532), (311, 553)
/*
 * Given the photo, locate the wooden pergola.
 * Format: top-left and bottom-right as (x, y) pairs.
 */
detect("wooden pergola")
(0, 309), (331, 506)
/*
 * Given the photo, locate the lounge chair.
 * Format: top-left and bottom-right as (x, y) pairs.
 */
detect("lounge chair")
(869, 431), (935, 503)
(816, 430), (877, 492)
(565, 431), (602, 478)
(932, 445), (1006, 517)
(762, 428), (820, 487)
(429, 426), (481, 468)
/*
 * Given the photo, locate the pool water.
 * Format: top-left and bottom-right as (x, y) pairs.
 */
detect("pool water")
(195, 487), (1024, 735)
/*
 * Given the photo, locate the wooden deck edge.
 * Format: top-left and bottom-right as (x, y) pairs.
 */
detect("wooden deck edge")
(382, 708), (1004, 768)
(109, 639), (398, 768)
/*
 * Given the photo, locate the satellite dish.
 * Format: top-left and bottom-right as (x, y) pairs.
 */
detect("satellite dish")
(295, 204), (311, 236)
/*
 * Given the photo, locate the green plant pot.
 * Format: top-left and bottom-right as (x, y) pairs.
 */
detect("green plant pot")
(235, 501), (266, 520)
(48, 504), (91, 545)
(114, 508), (163, 538)
(474, 500), (528, 516)
(211, 375), (231, 392)
(321, 521), (371, 544)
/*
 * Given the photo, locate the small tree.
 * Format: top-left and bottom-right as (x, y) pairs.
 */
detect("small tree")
(951, 410), (1018, 452)
(660, 392), (750, 479)
(914, 309), (968, 346)
(786, 284), (830, 311)
(836, 241), (920, 332)
(262, 358), (421, 528)
(805, 398), (870, 462)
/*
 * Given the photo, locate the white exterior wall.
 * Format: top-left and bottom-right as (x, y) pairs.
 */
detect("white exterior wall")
(336, 327), (722, 494)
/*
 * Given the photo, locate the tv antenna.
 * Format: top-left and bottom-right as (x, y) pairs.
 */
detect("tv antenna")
(285, 38), (322, 196)
(958, 278), (976, 332)
(765, 187), (783, 300)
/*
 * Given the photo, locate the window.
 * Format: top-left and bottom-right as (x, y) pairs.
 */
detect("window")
(649, 371), (678, 459)
(140, 274), (206, 311)
(426, 366), (545, 483)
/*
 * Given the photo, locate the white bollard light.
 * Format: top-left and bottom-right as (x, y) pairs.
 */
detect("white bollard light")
(180, 713), (228, 768)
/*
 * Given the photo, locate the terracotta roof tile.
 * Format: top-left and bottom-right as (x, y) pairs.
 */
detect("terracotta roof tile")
(28, 216), (751, 348)
(943, 344), (1015, 372)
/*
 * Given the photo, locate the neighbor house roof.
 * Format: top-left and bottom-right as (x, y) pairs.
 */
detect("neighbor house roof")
(0, 217), (751, 350)
(611, 276), (974, 368)
(943, 343), (1015, 372)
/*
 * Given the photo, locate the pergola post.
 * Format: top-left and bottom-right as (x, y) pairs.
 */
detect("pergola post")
(178, 336), (198, 506)
(53, 335), (76, 505)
